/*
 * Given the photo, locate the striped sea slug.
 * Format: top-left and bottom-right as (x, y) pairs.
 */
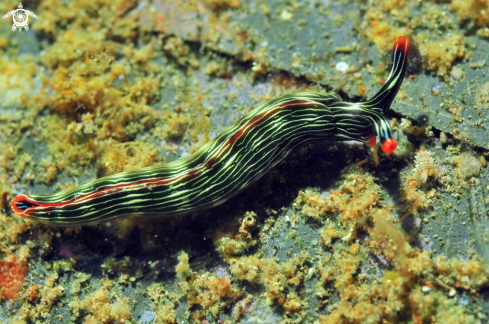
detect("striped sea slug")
(11, 37), (410, 226)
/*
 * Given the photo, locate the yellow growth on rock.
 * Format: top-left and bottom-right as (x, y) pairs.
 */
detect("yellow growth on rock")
(417, 33), (466, 76)
(450, 0), (489, 27)
(146, 283), (177, 324)
(293, 168), (489, 324)
(175, 251), (243, 319)
(230, 251), (309, 311)
(215, 211), (258, 260)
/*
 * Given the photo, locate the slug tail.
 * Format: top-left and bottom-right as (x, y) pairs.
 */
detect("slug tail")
(11, 194), (68, 222)
(10, 194), (39, 217)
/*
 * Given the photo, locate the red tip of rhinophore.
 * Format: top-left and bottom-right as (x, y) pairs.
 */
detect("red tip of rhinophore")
(394, 36), (410, 55)
(381, 138), (397, 154)
(365, 134), (377, 147)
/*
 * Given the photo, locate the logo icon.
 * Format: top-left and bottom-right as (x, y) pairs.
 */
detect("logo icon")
(3, 3), (37, 32)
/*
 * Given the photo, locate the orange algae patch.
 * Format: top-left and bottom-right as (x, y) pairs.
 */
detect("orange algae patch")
(362, 1), (408, 52)
(367, 20), (406, 52)
(451, 152), (482, 180)
(417, 33), (466, 76)
(146, 283), (177, 324)
(296, 169), (393, 242)
(450, 0), (489, 27)
(229, 251), (309, 312)
(296, 168), (489, 324)
(97, 139), (160, 176)
(0, 255), (28, 301)
(214, 211), (258, 260)
(176, 251), (244, 319)
(3, 0), (166, 188)
(76, 285), (132, 324)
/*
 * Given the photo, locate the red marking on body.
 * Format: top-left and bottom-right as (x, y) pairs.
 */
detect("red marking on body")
(381, 138), (397, 154)
(279, 100), (308, 108)
(180, 169), (199, 183)
(228, 128), (245, 146)
(225, 104), (294, 148)
(205, 157), (217, 169)
(365, 135), (377, 147)
(240, 31), (248, 41)
(11, 178), (174, 216)
(226, 100), (309, 149)
(12, 100), (314, 216)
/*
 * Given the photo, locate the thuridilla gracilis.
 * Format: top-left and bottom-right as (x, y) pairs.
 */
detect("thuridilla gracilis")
(11, 36), (410, 226)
